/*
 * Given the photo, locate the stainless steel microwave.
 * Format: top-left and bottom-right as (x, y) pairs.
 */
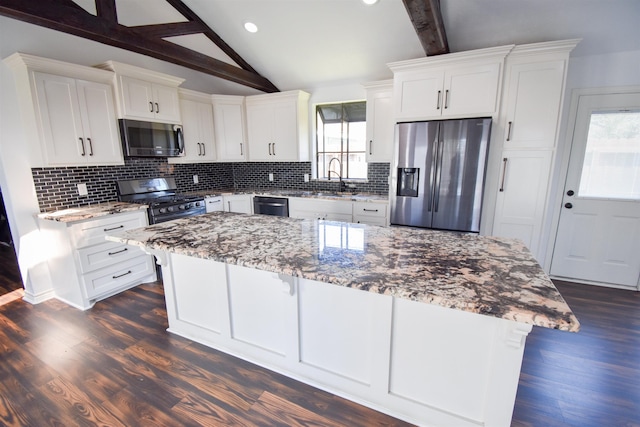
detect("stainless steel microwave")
(118, 119), (184, 157)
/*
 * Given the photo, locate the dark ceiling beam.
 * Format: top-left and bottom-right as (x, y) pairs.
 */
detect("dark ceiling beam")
(0, 0), (279, 93)
(95, 0), (117, 24)
(402, 0), (449, 56)
(132, 21), (206, 38)
(163, 0), (260, 75)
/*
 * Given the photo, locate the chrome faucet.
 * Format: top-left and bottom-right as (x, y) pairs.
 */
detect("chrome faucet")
(327, 157), (346, 192)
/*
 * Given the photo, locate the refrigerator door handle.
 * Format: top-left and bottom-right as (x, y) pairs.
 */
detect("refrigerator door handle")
(433, 139), (445, 212)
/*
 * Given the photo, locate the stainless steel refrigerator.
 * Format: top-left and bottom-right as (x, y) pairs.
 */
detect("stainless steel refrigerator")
(390, 118), (492, 232)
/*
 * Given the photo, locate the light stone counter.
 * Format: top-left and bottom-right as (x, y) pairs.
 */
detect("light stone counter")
(38, 202), (148, 223)
(185, 188), (388, 203)
(108, 211), (579, 332)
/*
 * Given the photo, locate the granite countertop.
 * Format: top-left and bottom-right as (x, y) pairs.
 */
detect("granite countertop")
(107, 212), (580, 332)
(37, 202), (148, 223)
(184, 188), (388, 203)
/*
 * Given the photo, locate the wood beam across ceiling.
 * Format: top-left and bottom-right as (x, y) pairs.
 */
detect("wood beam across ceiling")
(0, 0), (279, 93)
(402, 0), (449, 56)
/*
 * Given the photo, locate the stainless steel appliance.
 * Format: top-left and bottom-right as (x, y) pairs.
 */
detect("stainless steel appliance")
(117, 177), (205, 224)
(119, 119), (184, 157)
(253, 196), (289, 217)
(390, 118), (492, 233)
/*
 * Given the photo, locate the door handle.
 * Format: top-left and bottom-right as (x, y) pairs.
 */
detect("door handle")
(240, 143), (244, 156)
(499, 157), (508, 192)
(444, 89), (449, 109)
(272, 143), (276, 156)
(79, 138), (85, 156)
(564, 203), (573, 209)
(506, 121), (513, 142)
(149, 102), (153, 112)
(369, 140), (373, 155)
(87, 138), (93, 156)
(155, 102), (159, 113)
(436, 90), (442, 110)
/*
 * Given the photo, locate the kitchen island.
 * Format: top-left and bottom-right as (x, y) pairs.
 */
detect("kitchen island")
(107, 212), (579, 427)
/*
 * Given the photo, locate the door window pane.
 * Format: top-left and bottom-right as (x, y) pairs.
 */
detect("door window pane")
(578, 110), (640, 199)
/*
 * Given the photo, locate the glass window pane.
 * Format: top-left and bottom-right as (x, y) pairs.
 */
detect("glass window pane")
(578, 110), (640, 199)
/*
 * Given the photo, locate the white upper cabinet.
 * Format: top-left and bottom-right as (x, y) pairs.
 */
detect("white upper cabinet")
(364, 80), (394, 163)
(389, 45), (513, 122)
(4, 53), (123, 167)
(169, 89), (216, 164)
(500, 59), (567, 149)
(212, 95), (247, 161)
(96, 61), (184, 124)
(245, 90), (310, 162)
(118, 76), (181, 123)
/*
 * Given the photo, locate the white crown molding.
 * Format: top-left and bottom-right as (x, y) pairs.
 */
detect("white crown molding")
(3, 52), (114, 83)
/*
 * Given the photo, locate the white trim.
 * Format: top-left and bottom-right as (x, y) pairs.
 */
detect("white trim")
(387, 45), (514, 71)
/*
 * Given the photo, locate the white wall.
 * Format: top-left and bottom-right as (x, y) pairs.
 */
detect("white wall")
(542, 49), (640, 270)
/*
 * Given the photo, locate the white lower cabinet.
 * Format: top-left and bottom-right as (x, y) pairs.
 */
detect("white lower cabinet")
(288, 197), (352, 222)
(223, 194), (253, 214)
(353, 201), (388, 225)
(492, 150), (553, 257)
(204, 196), (224, 213)
(39, 210), (156, 309)
(161, 254), (531, 427)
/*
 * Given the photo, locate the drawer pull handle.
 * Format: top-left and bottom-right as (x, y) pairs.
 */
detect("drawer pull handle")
(208, 199), (221, 204)
(113, 270), (132, 279)
(363, 209), (379, 212)
(104, 225), (125, 232)
(108, 248), (128, 256)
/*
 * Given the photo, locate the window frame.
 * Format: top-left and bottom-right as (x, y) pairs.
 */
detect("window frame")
(314, 100), (368, 182)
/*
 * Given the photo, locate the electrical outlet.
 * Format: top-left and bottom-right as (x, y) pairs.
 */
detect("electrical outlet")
(193, 174), (199, 184)
(304, 174), (309, 182)
(77, 183), (88, 196)
(268, 173), (274, 182)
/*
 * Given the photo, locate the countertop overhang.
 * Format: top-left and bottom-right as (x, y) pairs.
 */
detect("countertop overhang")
(107, 212), (580, 332)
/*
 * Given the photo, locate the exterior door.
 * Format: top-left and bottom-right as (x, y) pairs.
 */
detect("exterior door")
(550, 91), (640, 289)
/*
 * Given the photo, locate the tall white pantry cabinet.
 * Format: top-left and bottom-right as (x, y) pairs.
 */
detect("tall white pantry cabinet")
(389, 40), (579, 264)
(492, 40), (579, 263)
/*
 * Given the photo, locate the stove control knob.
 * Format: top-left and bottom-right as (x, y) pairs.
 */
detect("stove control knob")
(179, 204), (186, 210)
(159, 208), (167, 214)
(168, 206), (175, 212)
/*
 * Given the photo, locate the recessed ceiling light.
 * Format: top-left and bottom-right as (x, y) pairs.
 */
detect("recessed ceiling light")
(362, 0), (378, 4)
(244, 22), (258, 33)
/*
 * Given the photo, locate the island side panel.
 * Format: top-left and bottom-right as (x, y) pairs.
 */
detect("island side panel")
(162, 252), (531, 427)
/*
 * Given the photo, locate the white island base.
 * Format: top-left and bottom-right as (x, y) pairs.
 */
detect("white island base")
(154, 251), (531, 427)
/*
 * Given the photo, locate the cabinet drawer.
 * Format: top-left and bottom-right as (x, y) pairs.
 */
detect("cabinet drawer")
(82, 255), (155, 299)
(70, 211), (147, 248)
(77, 241), (145, 274)
(353, 202), (387, 218)
(289, 198), (352, 215)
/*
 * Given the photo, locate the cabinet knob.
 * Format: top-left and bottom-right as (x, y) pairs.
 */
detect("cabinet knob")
(564, 203), (573, 209)
(567, 190), (575, 196)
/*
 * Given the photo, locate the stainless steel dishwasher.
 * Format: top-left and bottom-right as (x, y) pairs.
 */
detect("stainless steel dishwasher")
(253, 196), (289, 217)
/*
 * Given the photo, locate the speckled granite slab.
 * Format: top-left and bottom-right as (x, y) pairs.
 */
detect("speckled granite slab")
(184, 188), (388, 202)
(107, 212), (580, 332)
(38, 202), (147, 222)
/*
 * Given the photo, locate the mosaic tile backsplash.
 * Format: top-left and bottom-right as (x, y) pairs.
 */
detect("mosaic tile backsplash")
(32, 158), (390, 212)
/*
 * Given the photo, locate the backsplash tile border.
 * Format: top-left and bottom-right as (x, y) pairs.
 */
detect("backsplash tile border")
(32, 159), (389, 212)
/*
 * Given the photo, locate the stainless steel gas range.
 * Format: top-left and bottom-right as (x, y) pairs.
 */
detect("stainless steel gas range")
(116, 177), (205, 224)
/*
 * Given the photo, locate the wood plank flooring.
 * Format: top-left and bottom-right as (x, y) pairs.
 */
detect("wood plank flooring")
(0, 244), (22, 296)
(0, 251), (638, 425)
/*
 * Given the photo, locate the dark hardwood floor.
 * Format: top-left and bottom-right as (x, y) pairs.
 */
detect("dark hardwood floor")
(0, 244), (22, 296)
(0, 261), (638, 425)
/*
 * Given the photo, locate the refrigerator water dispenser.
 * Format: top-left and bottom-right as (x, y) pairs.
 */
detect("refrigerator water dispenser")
(397, 168), (419, 197)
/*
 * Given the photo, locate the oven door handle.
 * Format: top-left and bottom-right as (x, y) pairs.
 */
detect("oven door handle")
(256, 202), (287, 208)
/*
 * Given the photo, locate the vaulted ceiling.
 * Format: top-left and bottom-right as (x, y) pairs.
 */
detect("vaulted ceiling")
(0, 0), (638, 96)
(0, 0), (447, 93)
